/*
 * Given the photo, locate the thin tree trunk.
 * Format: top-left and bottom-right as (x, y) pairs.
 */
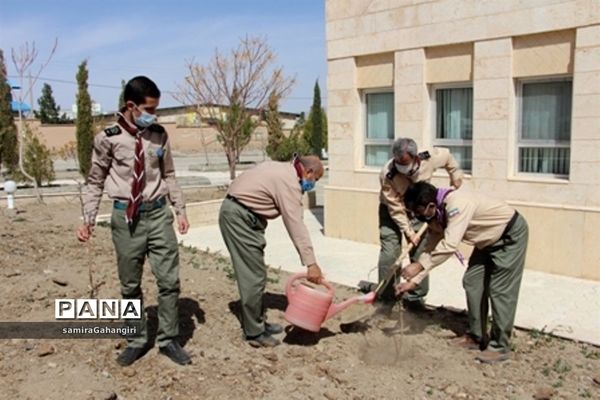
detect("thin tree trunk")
(17, 113), (43, 203)
(200, 131), (210, 166)
(226, 148), (236, 181)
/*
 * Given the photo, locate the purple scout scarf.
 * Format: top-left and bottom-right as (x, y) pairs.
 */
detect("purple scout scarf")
(434, 187), (465, 265)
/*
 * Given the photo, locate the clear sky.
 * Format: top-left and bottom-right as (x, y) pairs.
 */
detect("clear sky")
(0, 0), (327, 114)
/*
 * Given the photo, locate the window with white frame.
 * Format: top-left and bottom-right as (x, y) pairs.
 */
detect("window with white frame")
(433, 86), (473, 172)
(518, 79), (572, 177)
(364, 91), (394, 167)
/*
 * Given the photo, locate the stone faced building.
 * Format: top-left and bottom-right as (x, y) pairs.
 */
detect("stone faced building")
(324, 0), (600, 280)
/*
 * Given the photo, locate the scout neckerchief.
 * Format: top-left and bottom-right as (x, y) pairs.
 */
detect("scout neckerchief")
(435, 187), (454, 227)
(118, 114), (145, 226)
(435, 187), (465, 265)
(292, 155), (303, 181)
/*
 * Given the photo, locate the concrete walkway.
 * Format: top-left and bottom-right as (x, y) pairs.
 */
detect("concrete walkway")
(180, 208), (600, 346)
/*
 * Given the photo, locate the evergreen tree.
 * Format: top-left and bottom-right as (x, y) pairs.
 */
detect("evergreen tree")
(0, 49), (19, 175)
(308, 80), (324, 157)
(20, 124), (55, 186)
(321, 111), (328, 152)
(265, 92), (285, 159)
(264, 95), (311, 161)
(35, 83), (61, 123)
(75, 60), (94, 179)
(303, 108), (328, 154)
(118, 79), (126, 110)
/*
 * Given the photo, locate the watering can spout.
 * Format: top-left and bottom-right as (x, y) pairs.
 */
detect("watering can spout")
(325, 291), (376, 321)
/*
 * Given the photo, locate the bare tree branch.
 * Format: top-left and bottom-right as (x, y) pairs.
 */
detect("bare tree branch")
(174, 36), (296, 180)
(10, 39), (58, 203)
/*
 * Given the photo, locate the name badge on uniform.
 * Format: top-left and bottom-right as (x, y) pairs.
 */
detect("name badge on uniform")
(448, 208), (460, 218)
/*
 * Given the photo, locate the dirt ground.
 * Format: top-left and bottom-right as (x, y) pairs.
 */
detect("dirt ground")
(0, 200), (599, 400)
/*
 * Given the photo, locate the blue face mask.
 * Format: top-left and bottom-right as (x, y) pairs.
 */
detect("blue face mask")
(300, 179), (315, 192)
(134, 107), (157, 128)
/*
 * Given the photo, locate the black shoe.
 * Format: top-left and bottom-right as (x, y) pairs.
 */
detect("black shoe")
(116, 345), (149, 367)
(357, 280), (377, 294)
(246, 332), (280, 348)
(403, 299), (428, 312)
(265, 322), (283, 335)
(159, 341), (191, 365)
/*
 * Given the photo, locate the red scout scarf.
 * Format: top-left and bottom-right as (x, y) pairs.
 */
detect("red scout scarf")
(118, 114), (145, 226)
(292, 154), (303, 180)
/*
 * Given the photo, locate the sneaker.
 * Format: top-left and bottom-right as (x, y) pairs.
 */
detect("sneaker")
(159, 341), (192, 365)
(476, 350), (510, 364)
(265, 322), (283, 335)
(451, 335), (480, 350)
(246, 332), (281, 348)
(116, 345), (149, 366)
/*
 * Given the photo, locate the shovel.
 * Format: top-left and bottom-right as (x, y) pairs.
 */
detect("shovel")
(358, 223), (429, 300)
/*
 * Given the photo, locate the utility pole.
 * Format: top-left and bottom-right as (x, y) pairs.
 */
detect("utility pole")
(27, 71), (33, 117)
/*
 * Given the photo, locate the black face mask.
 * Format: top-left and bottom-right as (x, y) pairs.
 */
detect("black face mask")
(416, 214), (432, 223)
(415, 204), (435, 222)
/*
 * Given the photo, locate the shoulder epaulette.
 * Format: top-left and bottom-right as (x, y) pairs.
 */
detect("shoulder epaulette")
(385, 164), (398, 180)
(149, 124), (165, 134)
(104, 125), (121, 137)
(418, 150), (431, 160)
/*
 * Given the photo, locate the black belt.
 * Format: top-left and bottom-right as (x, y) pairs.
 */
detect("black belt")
(500, 211), (519, 239)
(113, 197), (166, 211)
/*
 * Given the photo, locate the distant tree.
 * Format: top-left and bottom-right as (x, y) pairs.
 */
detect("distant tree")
(35, 83), (61, 123)
(118, 79), (125, 110)
(0, 49), (19, 176)
(176, 36), (295, 180)
(53, 140), (78, 169)
(11, 39), (58, 201)
(274, 117), (310, 161)
(303, 108), (328, 154)
(321, 111), (327, 152)
(75, 60), (93, 180)
(18, 124), (55, 187)
(265, 91), (285, 159)
(265, 93), (309, 161)
(307, 80), (325, 157)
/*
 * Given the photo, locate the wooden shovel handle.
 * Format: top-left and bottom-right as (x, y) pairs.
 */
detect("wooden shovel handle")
(374, 223), (428, 296)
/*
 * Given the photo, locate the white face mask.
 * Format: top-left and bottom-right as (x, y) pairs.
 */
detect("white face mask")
(134, 106), (157, 128)
(395, 162), (413, 175)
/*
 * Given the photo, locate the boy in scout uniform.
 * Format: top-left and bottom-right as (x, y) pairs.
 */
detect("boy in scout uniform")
(76, 76), (191, 366)
(375, 138), (463, 308)
(397, 181), (529, 364)
(219, 155), (325, 347)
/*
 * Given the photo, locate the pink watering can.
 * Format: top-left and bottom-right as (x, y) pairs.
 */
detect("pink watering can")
(284, 273), (376, 332)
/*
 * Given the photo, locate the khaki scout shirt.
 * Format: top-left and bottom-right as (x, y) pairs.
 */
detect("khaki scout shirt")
(83, 120), (185, 225)
(379, 147), (463, 236)
(227, 161), (316, 266)
(412, 191), (516, 284)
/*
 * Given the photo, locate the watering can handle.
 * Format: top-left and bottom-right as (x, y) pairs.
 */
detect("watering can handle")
(285, 272), (335, 301)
